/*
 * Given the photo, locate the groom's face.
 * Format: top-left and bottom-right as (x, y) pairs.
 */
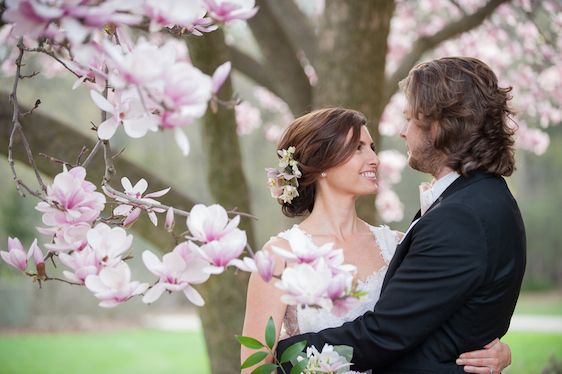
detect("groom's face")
(400, 109), (440, 175)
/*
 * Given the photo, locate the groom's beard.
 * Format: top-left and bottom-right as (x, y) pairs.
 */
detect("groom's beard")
(409, 133), (446, 176)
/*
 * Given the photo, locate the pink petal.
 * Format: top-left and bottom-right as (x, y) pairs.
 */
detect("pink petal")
(97, 118), (120, 140)
(143, 283), (166, 304)
(211, 61), (231, 94)
(90, 90), (114, 113)
(183, 285), (205, 306)
(144, 187), (171, 198)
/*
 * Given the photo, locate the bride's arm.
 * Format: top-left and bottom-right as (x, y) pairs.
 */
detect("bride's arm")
(241, 238), (288, 373)
(456, 338), (511, 373)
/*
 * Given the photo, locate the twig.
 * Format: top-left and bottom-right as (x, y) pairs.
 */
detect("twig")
(81, 140), (102, 168)
(8, 38), (48, 195)
(39, 153), (75, 167)
(23, 46), (89, 81)
(21, 99), (41, 117)
(102, 183), (257, 220)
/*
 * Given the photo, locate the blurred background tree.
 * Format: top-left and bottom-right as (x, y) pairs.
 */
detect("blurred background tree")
(1, 0), (560, 372)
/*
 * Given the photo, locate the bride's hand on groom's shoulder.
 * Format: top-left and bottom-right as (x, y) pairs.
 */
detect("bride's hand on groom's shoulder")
(456, 338), (511, 373)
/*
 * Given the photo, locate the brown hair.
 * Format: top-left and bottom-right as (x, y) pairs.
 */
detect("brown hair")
(276, 108), (367, 217)
(400, 57), (516, 176)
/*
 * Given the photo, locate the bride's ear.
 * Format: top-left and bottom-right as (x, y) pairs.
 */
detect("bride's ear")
(320, 172), (327, 177)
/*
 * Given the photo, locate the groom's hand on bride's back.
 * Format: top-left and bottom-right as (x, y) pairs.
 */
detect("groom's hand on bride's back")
(456, 338), (511, 373)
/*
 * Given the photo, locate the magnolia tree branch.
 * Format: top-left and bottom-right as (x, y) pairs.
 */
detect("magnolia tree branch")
(383, 0), (511, 103)
(227, 46), (282, 97)
(23, 46), (87, 81)
(8, 38), (48, 197)
(247, 0), (312, 114)
(266, 0), (318, 65)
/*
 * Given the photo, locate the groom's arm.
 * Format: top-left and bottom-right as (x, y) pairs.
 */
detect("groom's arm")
(277, 203), (487, 372)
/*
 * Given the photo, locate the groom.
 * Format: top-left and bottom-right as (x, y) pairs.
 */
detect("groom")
(276, 57), (526, 373)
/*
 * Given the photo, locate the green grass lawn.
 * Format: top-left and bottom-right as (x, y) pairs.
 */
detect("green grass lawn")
(515, 291), (562, 315)
(0, 329), (561, 374)
(0, 292), (560, 373)
(0, 329), (210, 374)
(503, 331), (562, 373)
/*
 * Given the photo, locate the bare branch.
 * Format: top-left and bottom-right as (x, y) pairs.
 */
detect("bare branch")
(8, 38), (48, 195)
(247, 0), (312, 114)
(266, 0), (318, 65)
(384, 0), (511, 103)
(24, 46), (88, 81)
(450, 0), (468, 16)
(80, 140), (102, 168)
(227, 46), (282, 97)
(103, 183), (257, 220)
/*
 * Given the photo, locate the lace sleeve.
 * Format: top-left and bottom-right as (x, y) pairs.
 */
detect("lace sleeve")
(372, 225), (399, 264)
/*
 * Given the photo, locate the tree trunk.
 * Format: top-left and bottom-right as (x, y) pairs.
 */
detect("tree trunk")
(188, 30), (255, 374)
(314, 0), (395, 223)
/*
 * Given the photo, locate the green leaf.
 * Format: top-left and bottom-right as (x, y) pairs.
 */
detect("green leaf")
(236, 335), (265, 349)
(333, 345), (353, 362)
(289, 358), (309, 374)
(280, 340), (307, 363)
(265, 316), (276, 349)
(251, 363), (278, 374)
(241, 351), (269, 369)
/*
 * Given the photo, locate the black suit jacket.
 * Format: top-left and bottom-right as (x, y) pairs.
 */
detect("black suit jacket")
(277, 171), (526, 373)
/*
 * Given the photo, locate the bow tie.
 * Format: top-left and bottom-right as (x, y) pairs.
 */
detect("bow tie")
(419, 182), (434, 215)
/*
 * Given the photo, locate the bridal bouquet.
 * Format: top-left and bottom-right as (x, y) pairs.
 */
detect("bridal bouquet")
(297, 344), (364, 374)
(238, 317), (364, 374)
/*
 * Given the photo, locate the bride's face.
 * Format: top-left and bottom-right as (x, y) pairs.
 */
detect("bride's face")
(319, 126), (379, 197)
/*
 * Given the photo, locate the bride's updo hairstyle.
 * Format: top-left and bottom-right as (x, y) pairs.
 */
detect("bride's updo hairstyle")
(277, 107), (367, 217)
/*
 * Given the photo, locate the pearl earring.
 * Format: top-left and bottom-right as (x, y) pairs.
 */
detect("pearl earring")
(321, 172), (327, 177)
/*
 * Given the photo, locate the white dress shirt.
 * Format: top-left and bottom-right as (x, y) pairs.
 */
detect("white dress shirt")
(400, 171), (461, 243)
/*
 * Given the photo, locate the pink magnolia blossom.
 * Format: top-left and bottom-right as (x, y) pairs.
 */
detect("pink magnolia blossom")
(35, 166), (105, 228)
(231, 250), (276, 282)
(164, 207), (175, 232)
(515, 123), (550, 156)
(376, 187), (404, 223)
(142, 242), (210, 306)
(2, 0), (64, 38)
(203, 0), (259, 23)
(144, 0), (207, 32)
(186, 204), (247, 273)
(0, 237), (29, 271)
(104, 37), (176, 88)
(275, 262), (333, 307)
(305, 344), (354, 373)
(378, 150), (408, 186)
(41, 222), (90, 253)
(90, 88), (159, 140)
(211, 61), (231, 94)
(87, 223), (133, 267)
(112, 177), (170, 227)
(235, 101), (261, 136)
(85, 261), (148, 308)
(59, 247), (100, 284)
(27, 239), (44, 266)
(272, 228), (335, 265)
(159, 63), (212, 119)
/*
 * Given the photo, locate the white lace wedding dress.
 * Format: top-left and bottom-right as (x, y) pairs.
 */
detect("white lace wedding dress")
(277, 224), (399, 373)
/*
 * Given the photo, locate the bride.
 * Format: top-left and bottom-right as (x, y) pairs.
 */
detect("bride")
(241, 107), (511, 373)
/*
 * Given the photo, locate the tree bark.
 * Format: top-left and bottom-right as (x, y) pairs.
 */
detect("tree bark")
(314, 0), (395, 223)
(188, 30), (255, 374)
(247, 0), (312, 115)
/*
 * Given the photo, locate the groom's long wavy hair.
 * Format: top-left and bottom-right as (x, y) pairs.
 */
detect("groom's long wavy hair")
(277, 108), (366, 217)
(400, 57), (516, 177)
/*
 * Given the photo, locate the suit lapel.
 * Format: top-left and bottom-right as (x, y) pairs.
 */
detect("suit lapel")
(380, 171), (493, 292)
